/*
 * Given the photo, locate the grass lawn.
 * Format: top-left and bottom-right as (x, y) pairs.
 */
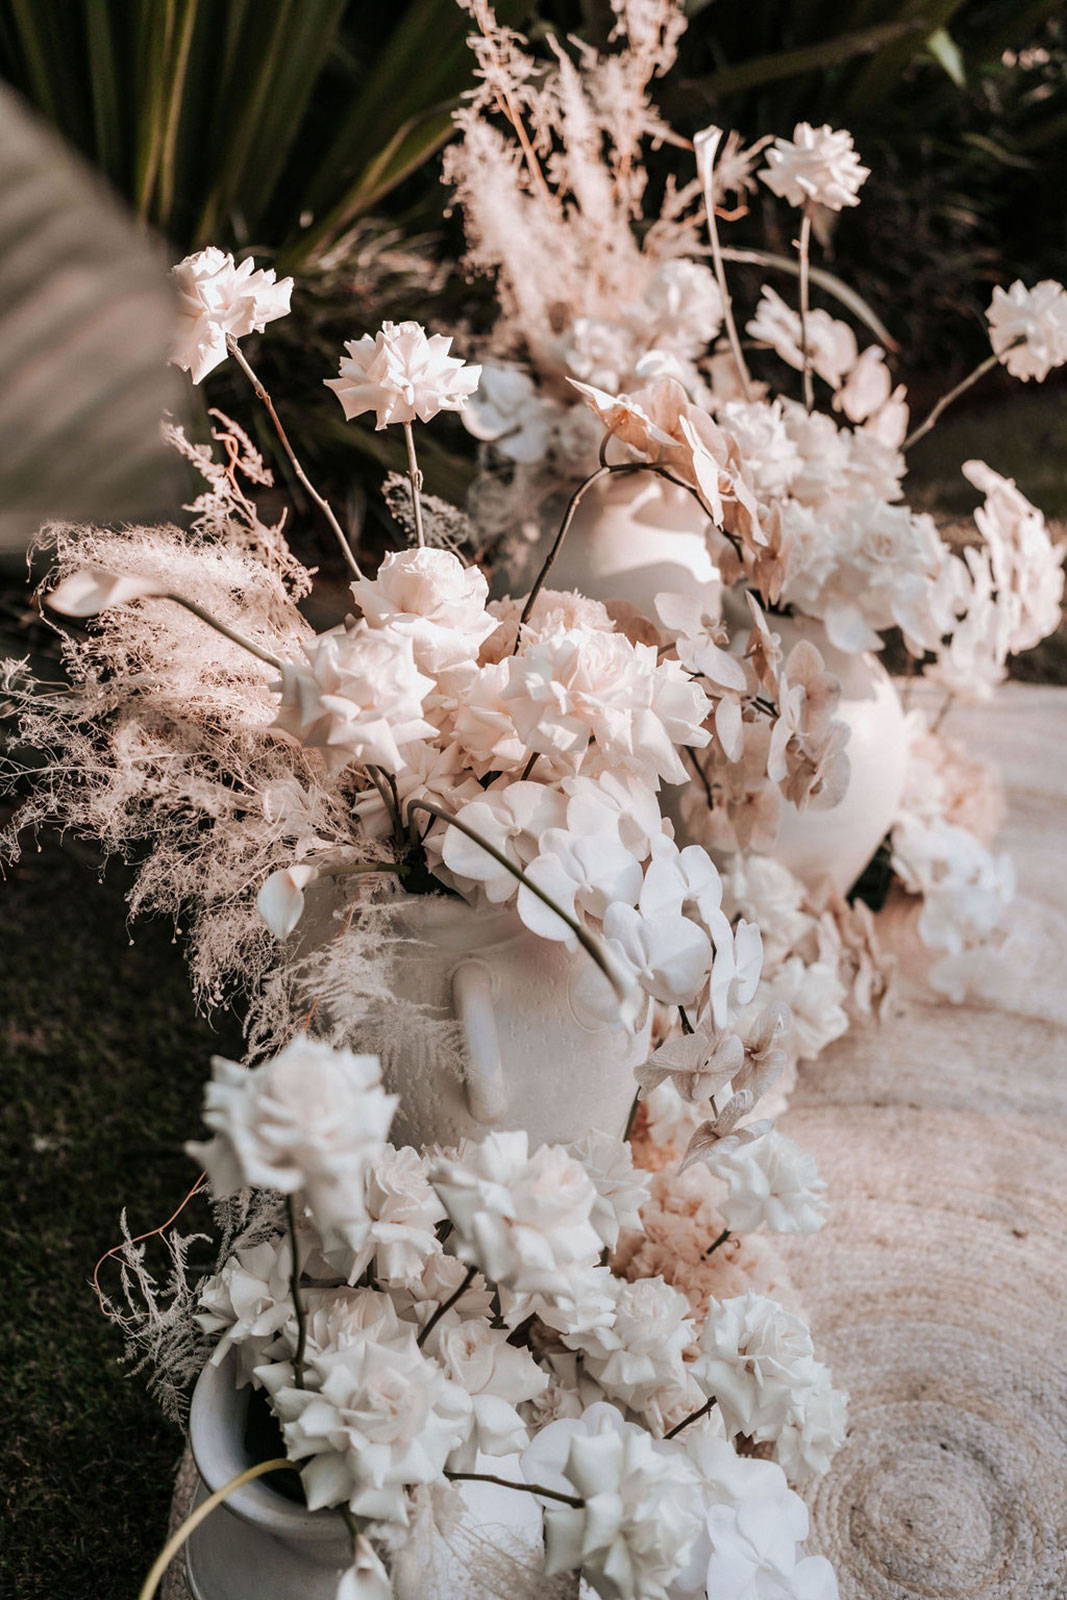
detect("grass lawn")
(1, 837), (242, 1599)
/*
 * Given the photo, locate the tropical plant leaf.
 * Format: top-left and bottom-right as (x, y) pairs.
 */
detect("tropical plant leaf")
(695, 18), (923, 99)
(0, 87), (183, 543)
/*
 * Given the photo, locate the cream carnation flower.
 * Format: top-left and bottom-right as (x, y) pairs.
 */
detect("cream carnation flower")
(693, 1293), (818, 1443)
(348, 1146), (446, 1288)
(350, 548), (496, 672)
(187, 1038), (396, 1253)
(702, 1128), (827, 1235)
(170, 247), (292, 384)
(774, 1363), (848, 1486)
(566, 1275), (700, 1428)
(430, 1131), (602, 1295)
(326, 321), (480, 429)
(760, 123), (869, 211)
(196, 1237), (295, 1383)
(423, 1314), (547, 1467)
(567, 1131), (651, 1250)
(521, 1402), (706, 1600)
(271, 1303), (472, 1522)
(272, 623), (436, 776)
(986, 279), (1067, 382)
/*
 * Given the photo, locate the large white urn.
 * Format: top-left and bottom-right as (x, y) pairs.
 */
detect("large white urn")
(304, 890), (650, 1153)
(760, 612), (909, 895)
(183, 1351), (566, 1600)
(543, 471), (718, 617)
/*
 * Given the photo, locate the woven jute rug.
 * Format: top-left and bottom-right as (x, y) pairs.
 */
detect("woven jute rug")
(779, 685), (1067, 1598)
(163, 685), (1067, 1598)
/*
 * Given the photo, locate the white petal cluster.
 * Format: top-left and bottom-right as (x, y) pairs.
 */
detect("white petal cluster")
(171, 247), (292, 384)
(350, 547), (497, 673)
(196, 1237), (296, 1383)
(563, 1275), (700, 1429)
(677, 1433), (840, 1599)
(430, 1131), (603, 1297)
(701, 1127), (827, 1235)
(891, 814), (1015, 1002)
(760, 123), (869, 211)
(522, 1403), (706, 1600)
(567, 1131), (651, 1250)
(423, 1313), (548, 1467)
(348, 1145), (447, 1289)
(692, 1292), (819, 1445)
(272, 623), (436, 776)
(987, 279), (1067, 382)
(326, 320), (480, 429)
(186, 1038), (396, 1253)
(269, 1292), (471, 1523)
(747, 287), (858, 390)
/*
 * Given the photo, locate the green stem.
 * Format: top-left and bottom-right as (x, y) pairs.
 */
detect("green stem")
(285, 1195), (308, 1389)
(227, 338), (363, 578)
(445, 1470), (584, 1509)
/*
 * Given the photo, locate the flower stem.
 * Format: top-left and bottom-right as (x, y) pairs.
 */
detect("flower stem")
(138, 1456), (293, 1600)
(285, 1194), (308, 1388)
(903, 349), (1007, 452)
(226, 336), (363, 578)
(162, 594), (285, 670)
(405, 799), (635, 1017)
(445, 1470), (584, 1509)
(402, 420), (426, 548)
(704, 1227), (731, 1258)
(623, 1088), (641, 1142)
(697, 127), (752, 401)
(797, 205), (814, 414)
(417, 1263), (476, 1348)
(664, 1395), (718, 1440)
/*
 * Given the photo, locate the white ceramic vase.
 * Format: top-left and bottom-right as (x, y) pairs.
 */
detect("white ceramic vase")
(306, 891), (650, 1153)
(184, 1351), (565, 1600)
(759, 612), (909, 895)
(542, 470), (718, 618)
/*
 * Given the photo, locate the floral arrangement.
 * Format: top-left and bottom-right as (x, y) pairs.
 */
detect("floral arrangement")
(445, 0), (1065, 1018)
(119, 1031), (842, 1599)
(2, 5), (1063, 1597)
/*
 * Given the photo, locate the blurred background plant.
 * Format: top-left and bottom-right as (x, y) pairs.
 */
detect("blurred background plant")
(1, 0), (1063, 531)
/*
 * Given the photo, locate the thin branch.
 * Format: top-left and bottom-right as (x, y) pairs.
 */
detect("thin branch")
(445, 1470), (584, 1509)
(664, 1395), (718, 1440)
(797, 206), (814, 413)
(402, 420), (426, 548)
(903, 349), (1008, 452)
(227, 337), (363, 577)
(138, 1457), (293, 1600)
(697, 128), (752, 401)
(163, 594), (284, 670)
(285, 1195), (308, 1388)
(703, 1227), (731, 1259)
(417, 1263), (476, 1348)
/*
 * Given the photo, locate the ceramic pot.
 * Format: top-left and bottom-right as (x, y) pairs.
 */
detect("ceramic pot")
(184, 1352), (563, 1600)
(543, 471), (718, 618)
(305, 891), (651, 1153)
(759, 612), (908, 895)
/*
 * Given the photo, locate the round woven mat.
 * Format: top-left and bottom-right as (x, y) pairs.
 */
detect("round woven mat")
(778, 687), (1067, 1599)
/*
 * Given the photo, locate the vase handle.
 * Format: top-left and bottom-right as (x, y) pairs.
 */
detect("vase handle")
(451, 958), (508, 1125)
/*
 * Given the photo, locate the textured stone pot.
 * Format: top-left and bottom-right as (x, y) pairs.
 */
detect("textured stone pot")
(762, 613), (909, 895)
(184, 1352), (559, 1600)
(306, 891), (650, 1153)
(544, 471), (718, 618)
